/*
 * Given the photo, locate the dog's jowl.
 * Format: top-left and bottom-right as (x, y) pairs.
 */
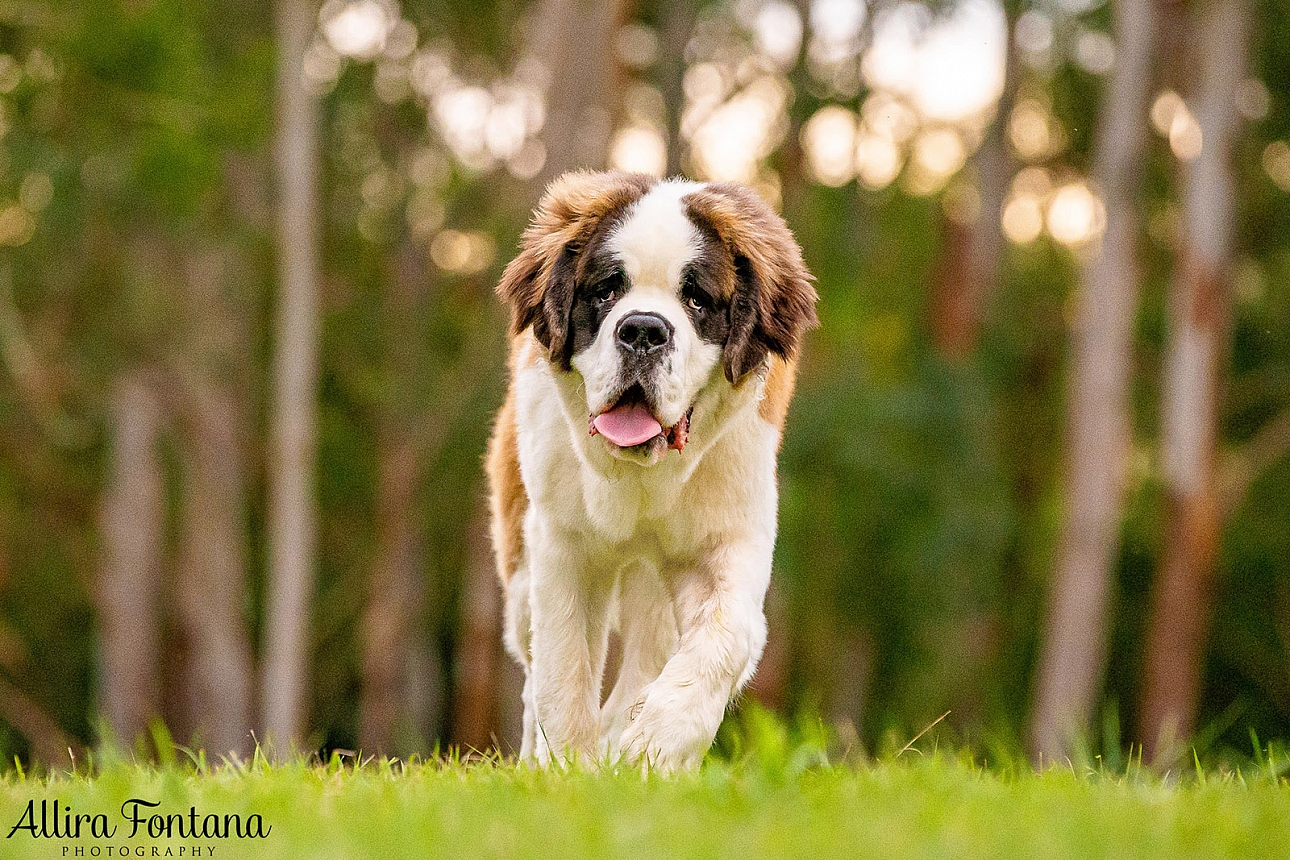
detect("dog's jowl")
(486, 171), (817, 772)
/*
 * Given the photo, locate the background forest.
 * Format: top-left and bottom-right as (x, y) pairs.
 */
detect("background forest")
(0, 0), (1286, 771)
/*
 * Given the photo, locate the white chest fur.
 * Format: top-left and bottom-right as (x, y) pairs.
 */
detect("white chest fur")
(512, 360), (780, 572)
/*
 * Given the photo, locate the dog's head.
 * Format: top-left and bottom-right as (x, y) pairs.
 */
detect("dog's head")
(498, 170), (817, 463)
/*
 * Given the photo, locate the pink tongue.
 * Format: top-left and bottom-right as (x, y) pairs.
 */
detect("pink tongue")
(593, 404), (663, 447)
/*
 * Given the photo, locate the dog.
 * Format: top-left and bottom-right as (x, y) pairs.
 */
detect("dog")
(487, 170), (817, 771)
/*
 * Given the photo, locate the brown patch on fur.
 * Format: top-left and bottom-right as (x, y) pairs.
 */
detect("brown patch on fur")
(496, 171), (656, 365)
(757, 353), (798, 434)
(486, 384), (526, 586)
(682, 184), (818, 384)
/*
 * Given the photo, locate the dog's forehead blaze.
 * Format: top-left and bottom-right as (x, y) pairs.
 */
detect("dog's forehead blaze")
(605, 181), (706, 290)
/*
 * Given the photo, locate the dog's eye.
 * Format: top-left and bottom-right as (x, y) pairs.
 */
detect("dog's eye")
(592, 271), (624, 306)
(681, 271), (708, 315)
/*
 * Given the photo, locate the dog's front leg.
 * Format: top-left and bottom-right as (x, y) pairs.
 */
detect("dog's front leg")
(600, 562), (678, 756)
(618, 541), (771, 773)
(528, 525), (611, 766)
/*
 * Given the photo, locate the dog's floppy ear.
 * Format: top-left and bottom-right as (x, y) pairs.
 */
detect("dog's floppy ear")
(684, 183), (818, 384)
(496, 239), (577, 365)
(497, 170), (654, 368)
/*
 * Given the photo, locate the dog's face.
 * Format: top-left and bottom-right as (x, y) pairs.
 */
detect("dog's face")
(499, 171), (817, 464)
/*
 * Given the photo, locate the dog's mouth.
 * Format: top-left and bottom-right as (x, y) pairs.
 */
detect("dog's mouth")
(588, 384), (691, 453)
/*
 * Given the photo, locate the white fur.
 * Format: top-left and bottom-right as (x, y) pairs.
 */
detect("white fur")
(505, 181), (780, 772)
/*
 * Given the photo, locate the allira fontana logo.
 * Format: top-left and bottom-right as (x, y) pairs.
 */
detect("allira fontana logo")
(7, 798), (271, 854)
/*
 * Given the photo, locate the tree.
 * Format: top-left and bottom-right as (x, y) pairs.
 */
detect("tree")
(97, 370), (165, 747)
(263, 0), (323, 751)
(173, 248), (256, 759)
(930, 3), (1017, 359)
(449, 506), (503, 752)
(1030, 0), (1158, 762)
(358, 245), (431, 755)
(528, 0), (634, 186)
(1139, 0), (1249, 764)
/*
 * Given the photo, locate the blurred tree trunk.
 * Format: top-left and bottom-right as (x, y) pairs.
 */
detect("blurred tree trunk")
(929, 127), (1009, 357)
(814, 620), (872, 751)
(358, 244), (427, 754)
(494, 644), (527, 753)
(1030, 0), (1156, 762)
(175, 375), (255, 758)
(98, 369), (165, 747)
(357, 233), (498, 752)
(172, 250), (256, 759)
(450, 505), (501, 752)
(658, 0), (696, 178)
(358, 423), (424, 753)
(930, 10), (1015, 359)
(263, 0), (322, 751)
(0, 675), (72, 765)
(530, 0), (633, 186)
(1139, 0), (1248, 764)
(829, 626), (872, 748)
(775, 0), (813, 210)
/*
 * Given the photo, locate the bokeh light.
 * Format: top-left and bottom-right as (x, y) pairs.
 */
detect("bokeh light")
(0, 204), (33, 246)
(855, 131), (903, 190)
(1047, 182), (1105, 246)
(1264, 141), (1290, 192)
(688, 75), (790, 183)
(615, 24), (660, 70)
(320, 0), (397, 60)
(863, 0), (1005, 123)
(1169, 108), (1203, 162)
(1015, 9), (1053, 63)
(1237, 78), (1270, 121)
(751, 1), (804, 69)
(430, 229), (495, 274)
(18, 173), (52, 213)
(802, 106), (857, 187)
(1002, 183), (1044, 244)
(1151, 90), (1185, 136)
(609, 126), (667, 177)
(905, 127), (966, 196)
(1150, 89), (1203, 161)
(860, 92), (918, 144)
(1073, 28), (1115, 75)
(1010, 98), (1057, 161)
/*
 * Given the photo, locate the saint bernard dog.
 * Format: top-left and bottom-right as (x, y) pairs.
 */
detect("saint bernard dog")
(487, 170), (817, 771)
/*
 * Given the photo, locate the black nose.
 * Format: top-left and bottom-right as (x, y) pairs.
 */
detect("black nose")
(615, 312), (673, 354)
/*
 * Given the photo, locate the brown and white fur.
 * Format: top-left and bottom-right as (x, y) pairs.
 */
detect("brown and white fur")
(486, 171), (817, 772)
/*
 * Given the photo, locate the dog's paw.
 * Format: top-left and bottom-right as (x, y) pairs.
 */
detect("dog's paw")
(616, 689), (716, 775)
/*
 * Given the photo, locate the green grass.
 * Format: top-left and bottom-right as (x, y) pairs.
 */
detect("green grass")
(1, 726), (1288, 859)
